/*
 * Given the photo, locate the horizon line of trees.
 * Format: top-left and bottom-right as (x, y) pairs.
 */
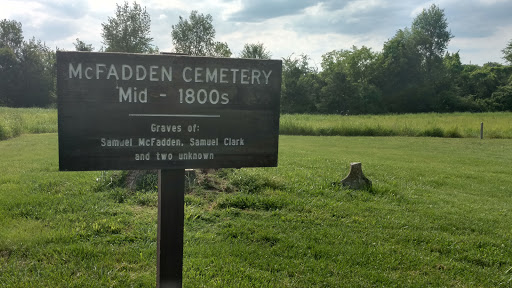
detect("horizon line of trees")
(1, 2), (511, 113)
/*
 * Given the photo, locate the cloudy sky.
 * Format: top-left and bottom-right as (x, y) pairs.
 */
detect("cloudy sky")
(1, 0), (511, 67)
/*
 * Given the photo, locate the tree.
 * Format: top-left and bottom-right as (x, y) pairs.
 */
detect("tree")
(0, 19), (23, 54)
(171, 10), (229, 57)
(0, 19), (24, 105)
(378, 28), (423, 112)
(212, 41), (232, 58)
(101, 1), (155, 53)
(0, 19), (56, 107)
(319, 46), (382, 114)
(73, 38), (94, 52)
(281, 54), (320, 113)
(490, 77), (512, 111)
(16, 37), (56, 107)
(239, 43), (271, 59)
(411, 4), (453, 78)
(503, 39), (512, 64)
(0, 46), (20, 105)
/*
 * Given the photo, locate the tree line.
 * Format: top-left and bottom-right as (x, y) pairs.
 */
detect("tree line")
(1, 2), (511, 113)
(282, 5), (512, 114)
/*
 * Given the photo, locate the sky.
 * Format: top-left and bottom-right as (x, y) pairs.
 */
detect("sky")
(1, 0), (511, 67)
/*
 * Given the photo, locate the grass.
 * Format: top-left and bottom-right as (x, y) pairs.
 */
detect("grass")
(1, 133), (512, 287)
(280, 112), (512, 138)
(0, 107), (57, 140)
(2, 108), (512, 141)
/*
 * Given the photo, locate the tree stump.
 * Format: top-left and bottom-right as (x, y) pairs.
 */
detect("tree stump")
(341, 162), (372, 190)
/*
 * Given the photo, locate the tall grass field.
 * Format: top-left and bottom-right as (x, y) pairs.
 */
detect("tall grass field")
(1, 131), (511, 286)
(1, 107), (511, 140)
(0, 107), (57, 140)
(280, 112), (512, 138)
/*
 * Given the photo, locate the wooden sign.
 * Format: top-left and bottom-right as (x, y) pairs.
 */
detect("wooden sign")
(57, 51), (282, 171)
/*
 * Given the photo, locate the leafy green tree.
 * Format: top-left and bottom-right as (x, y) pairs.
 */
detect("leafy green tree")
(0, 19), (56, 107)
(429, 51), (467, 112)
(407, 4), (454, 112)
(375, 5), (454, 113)
(319, 46), (382, 114)
(16, 37), (56, 107)
(0, 46), (20, 106)
(318, 64), (354, 113)
(452, 63), (512, 111)
(101, 1), (155, 53)
(502, 39), (512, 64)
(281, 54), (320, 113)
(490, 77), (512, 110)
(239, 43), (271, 59)
(212, 41), (232, 58)
(0, 19), (23, 54)
(377, 28), (424, 112)
(412, 4), (453, 71)
(0, 19), (24, 106)
(73, 38), (94, 52)
(171, 10), (229, 57)
(171, 11), (214, 56)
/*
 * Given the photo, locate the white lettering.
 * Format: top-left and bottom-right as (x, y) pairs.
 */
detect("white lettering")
(220, 68), (228, 83)
(150, 65), (158, 81)
(135, 152), (150, 160)
(224, 137), (245, 146)
(69, 63), (82, 79)
(206, 68), (217, 83)
(190, 138), (219, 146)
(251, 70), (261, 84)
(241, 69), (250, 84)
(138, 138), (181, 146)
(85, 67), (93, 79)
(156, 152), (173, 160)
(195, 67), (204, 83)
(119, 87), (132, 102)
(178, 152), (214, 160)
(151, 124), (181, 133)
(138, 88), (147, 103)
(96, 64), (107, 79)
(107, 64), (119, 80)
(161, 66), (172, 81)
(122, 65), (133, 80)
(231, 68), (239, 83)
(183, 67), (192, 82)
(136, 65), (147, 80)
(263, 70), (272, 84)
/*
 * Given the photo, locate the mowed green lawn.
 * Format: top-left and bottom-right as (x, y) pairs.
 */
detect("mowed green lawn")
(1, 133), (511, 287)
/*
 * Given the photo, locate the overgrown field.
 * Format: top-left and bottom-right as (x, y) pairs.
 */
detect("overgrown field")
(1, 133), (511, 287)
(281, 112), (512, 138)
(2, 107), (512, 141)
(0, 107), (57, 140)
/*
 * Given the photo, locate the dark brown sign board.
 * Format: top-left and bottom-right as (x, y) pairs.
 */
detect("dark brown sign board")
(57, 51), (282, 171)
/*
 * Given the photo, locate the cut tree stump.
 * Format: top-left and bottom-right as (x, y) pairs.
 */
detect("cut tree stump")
(340, 162), (372, 190)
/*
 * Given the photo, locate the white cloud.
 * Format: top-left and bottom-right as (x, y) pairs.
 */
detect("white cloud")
(0, 0), (510, 65)
(451, 24), (512, 64)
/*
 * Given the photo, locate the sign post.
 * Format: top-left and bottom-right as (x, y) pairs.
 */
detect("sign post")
(57, 51), (281, 287)
(157, 169), (185, 287)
